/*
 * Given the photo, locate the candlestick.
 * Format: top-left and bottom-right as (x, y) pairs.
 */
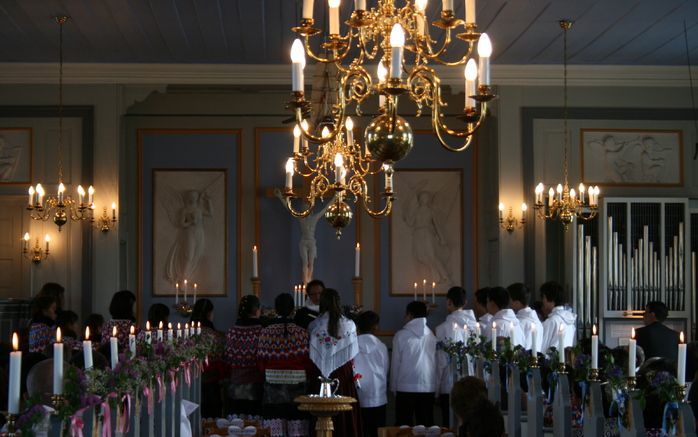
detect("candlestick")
(628, 328), (636, 377)
(53, 328), (64, 395)
(252, 245), (259, 278)
(678, 331), (686, 385)
(354, 243), (360, 277)
(110, 326), (118, 369)
(83, 327), (93, 370)
(8, 333), (21, 414)
(491, 321), (497, 352)
(477, 33), (492, 86)
(591, 325), (598, 370)
(291, 39), (305, 92)
(128, 325), (136, 358)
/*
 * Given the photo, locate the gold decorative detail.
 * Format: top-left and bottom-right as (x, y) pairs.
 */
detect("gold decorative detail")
(22, 233), (50, 264)
(498, 203), (527, 233)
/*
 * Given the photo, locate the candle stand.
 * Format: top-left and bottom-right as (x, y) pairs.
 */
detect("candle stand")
(588, 368), (599, 382)
(351, 277), (362, 306)
(626, 376), (636, 392)
(6, 414), (17, 437)
(251, 277), (261, 298)
(51, 393), (64, 412)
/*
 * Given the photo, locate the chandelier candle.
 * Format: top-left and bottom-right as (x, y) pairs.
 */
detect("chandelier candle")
(413, 282), (417, 301)
(432, 281), (436, 304)
(302, 0), (314, 19)
(83, 327), (93, 369)
(678, 332), (686, 385)
(183, 279), (188, 301)
(293, 124), (301, 154)
(28, 186), (35, 206)
(334, 153), (344, 183)
(252, 245), (259, 277)
(464, 59), (478, 109)
(591, 324), (598, 370)
(377, 62), (387, 108)
(442, 0), (453, 11)
(390, 24), (405, 79)
(110, 326), (118, 369)
(129, 326), (136, 358)
(53, 328), (63, 395)
(477, 33), (492, 86)
(354, 0), (365, 10)
(45, 234), (50, 253)
(345, 117), (354, 146)
(415, 0), (427, 35)
(422, 279), (426, 300)
(8, 333), (21, 415)
(628, 328), (636, 377)
(355, 243), (360, 277)
(290, 39), (305, 92)
(491, 321), (497, 351)
(88, 185), (94, 205)
(328, 0), (340, 35)
(466, 0), (476, 23)
(285, 159), (294, 191)
(57, 183), (65, 204)
(175, 282), (179, 304)
(193, 283), (198, 303)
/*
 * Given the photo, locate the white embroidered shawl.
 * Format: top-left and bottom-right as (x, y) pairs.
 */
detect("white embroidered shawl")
(309, 313), (359, 378)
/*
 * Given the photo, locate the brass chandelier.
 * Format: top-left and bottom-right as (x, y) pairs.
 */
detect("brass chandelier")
(533, 20), (599, 229)
(282, 0), (495, 234)
(26, 17), (108, 232)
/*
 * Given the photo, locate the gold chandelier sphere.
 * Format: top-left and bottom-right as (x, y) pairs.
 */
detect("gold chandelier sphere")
(324, 198), (354, 238)
(364, 114), (413, 163)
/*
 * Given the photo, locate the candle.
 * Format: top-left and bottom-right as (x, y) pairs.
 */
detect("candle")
(354, 243), (360, 277)
(508, 322), (515, 343)
(22, 232), (29, 251)
(285, 158), (294, 190)
(83, 327), (93, 370)
(53, 327), (63, 395)
(431, 281), (436, 304)
(591, 324), (598, 370)
(197, 321), (201, 335)
(355, 0), (365, 10)
(290, 39), (305, 92)
(184, 323), (190, 338)
(190, 323), (195, 336)
(558, 325), (565, 365)
(58, 182), (65, 203)
(167, 322), (173, 343)
(177, 322), (182, 339)
(477, 33), (492, 86)
(175, 282), (180, 303)
(531, 324), (538, 356)
(464, 58), (477, 109)
(475, 322), (481, 338)
(413, 282), (417, 301)
(128, 325), (136, 358)
(111, 202), (117, 220)
(8, 333), (21, 414)
(390, 24), (405, 79)
(28, 185), (35, 206)
(183, 279), (188, 302)
(328, 0), (340, 35)
(491, 321), (497, 351)
(293, 124), (301, 154)
(302, 0), (314, 19)
(110, 326), (119, 369)
(442, 0), (453, 11)
(452, 322), (459, 341)
(193, 283), (198, 303)
(548, 187), (554, 207)
(157, 321), (164, 343)
(678, 331), (686, 385)
(465, 0), (476, 22)
(628, 328), (636, 378)
(252, 245), (259, 277)
(145, 321), (152, 345)
(377, 62), (387, 108)
(422, 279), (426, 300)
(345, 117), (354, 146)
(45, 234), (50, 253)
(415, 0), (427, 35)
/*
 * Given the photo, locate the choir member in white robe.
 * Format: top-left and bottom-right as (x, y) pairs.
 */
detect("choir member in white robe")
(539, 281), (577, 355)
(487, 287), (524, 347)
(508, 283), (544, 353)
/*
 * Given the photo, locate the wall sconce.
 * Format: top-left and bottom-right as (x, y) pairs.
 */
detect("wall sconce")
(22, 232), (50, 264)
(499, 202), (527, 233)
(94, 202), (117, 233)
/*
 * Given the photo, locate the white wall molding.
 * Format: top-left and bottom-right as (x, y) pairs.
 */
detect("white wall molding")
(0, 63), (694, 87)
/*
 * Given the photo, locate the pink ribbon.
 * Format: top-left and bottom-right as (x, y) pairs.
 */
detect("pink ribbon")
(101, 400), (112, 437)
(116, 394), (131, 434)
(69, 407), (89, 437)
(156, 374), (165, 402)
(184, 365), (191, 386)
(169, 369), (177, 393)
(143, 386), (154, 415)
(205, 355), (209, 367)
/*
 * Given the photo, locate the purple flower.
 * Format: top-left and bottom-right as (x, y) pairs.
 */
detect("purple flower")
(650, 371), (673, 388)
(606, 365), (623, 379)
(575, 353), (590, 368)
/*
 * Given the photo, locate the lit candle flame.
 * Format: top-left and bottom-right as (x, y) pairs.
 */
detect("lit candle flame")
(177, 323), (181, 329)
(12, 332), (18, 350)
(85, 326), (90, 340)
(631, 327), (635, 339)
(168, 323), (172, 329)
(592, 324), (597, 335)
(112, 326), (117, 337)
(146, 321), (151, 331)
(159, 321), (163, 329)
(185, 323), (189, 329)
(56, 327), (62, 343)
(492, 321), (496, 329)
(130, 325), (135, 335)
(680, 331), (684, 343)
(197, 322), (201, 328)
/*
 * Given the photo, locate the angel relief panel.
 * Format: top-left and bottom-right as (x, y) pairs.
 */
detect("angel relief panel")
(389, 169), (463, 297)
(152, 169), (227, 296)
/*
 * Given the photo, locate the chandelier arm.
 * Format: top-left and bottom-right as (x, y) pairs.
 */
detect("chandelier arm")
(283, 195), (315, 218)
(301, 32), (354, 64)
(361, 194), (394, 218)
(357, 28), (380, 61)
(417, 30), (472, 66)
(295, 106), (345, 144)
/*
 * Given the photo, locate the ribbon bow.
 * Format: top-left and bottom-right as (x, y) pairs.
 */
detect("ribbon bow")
(69, 407), (89, 437)
(143, 385), (154, 415)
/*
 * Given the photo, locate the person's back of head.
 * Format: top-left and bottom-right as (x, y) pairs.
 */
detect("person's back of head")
(450, 376), (487, 421)
(446, 286), (467, 309)
(466, 398), (505, 437)
(109, 290), (136, 321)
(238, 295), (261, 320)
(487, 287), (510, 312)
(540, 281), (565, 307)
(507, 282), (529, 310)
(56, 310), (79, 336)
(406, 301), (428, 319)
(31, 295), (57, 321)
(356, 311), (380, 335)
(275, 293), (295, 318)
(473, 287), (490, 318)
(644, 301), (669, 323)
(26, 359), (57, 404)
(84, 313), (104, 341)
(319, 289), (343, 338)
(147, 303), (170, 327)
(191, 298), (214, 323)
(38, 282), (65, 310)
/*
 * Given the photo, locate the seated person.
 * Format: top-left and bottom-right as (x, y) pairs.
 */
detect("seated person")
(464, 398), (504, 437)
(450, 376), (487, 437)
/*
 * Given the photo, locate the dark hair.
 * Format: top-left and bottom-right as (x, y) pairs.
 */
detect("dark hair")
(540, 281), (565, 306)
(487, 287), (510, 310)
(446, 287), (466, 308)
(191, 299), (214, 323)
(475, 287), (490, 307)
(466, 398), (505, 437)
(319, 289), (343, 338)
(38, 283), (65, 309)
(275, 293), (295, 318)
(406, 301), (428, 319)
(507, 282), (529, 306)
(238, 295), (260, 319)
(645, 301), (668, 322)
(57, 310), (78, 328)
(147, 303), (170, 326)
(306, 279), (325, 291)
(31, 295), (56, 319)
(109, 290), (136, 321)
(356, 311), (380, 334)
(84, 314), (104, 341)
(450, 376), (487, 421)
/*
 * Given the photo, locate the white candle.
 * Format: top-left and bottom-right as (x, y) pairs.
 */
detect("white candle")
(190, 324), (195, 336)
(628, 328), (636, 378)
(8, 333), (21, 414)
(548, 187), (554, 207)
(53, 328), (63, 395)
(354, 243), (360, 277)
(285, 158), (294, 190)
(475, 322), (481, 338)
(128, 325), (136, 358)
(57, 182), (65, 204)
(558, 325), (565, 365)
(157, 321), (164, 343)
(145, 321), (152, 345)
(110, 326), (119, 369)
(591, 325), (598, 370)
(422, 279), (427, 300)
(36, 183), (45, 206)
(293, 124), (301, 154)
(329, 0), (340, 35)
(464, 58), (478, 109)
(678, 331), (686, 385)
(415, 0), (427, 35)
(28, 186), (35, 206)
(442, 0), (453, 11)
(531, 324), (538, 356)
(491, 321), (497, 351)
(252, 245), (259, 277)
(345, 117), (354, 146)
(175, 282), (179, 304)
(45, 234), (50, 253)
(83, 327), (93, 370)
(302, 0), (314, 19)
(177, 322), (182, 339)
(354, 0), (365, 10)
(184, 323), (190, 339)
(197, 322), (201, 335)
(413, 282), (417, 301)
(290, 39), (305, 92)
(477, 33), (492, 86)
(508, 322), (515, 343)
(88, 185), (94, 205)
(193, 283), (197, 303)
(334, 153), (344, 183)
(431, 281), (436, 304)
(183, 279), (188, 302)
(465, 0), (476, 23)
(390, 24), (405, 79)
(452, 323), (459, 341)
(167, 323), (173, 343)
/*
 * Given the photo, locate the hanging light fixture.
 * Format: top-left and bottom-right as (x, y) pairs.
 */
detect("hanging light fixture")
(533, 20), (599, 229)
(26, 17), (105, 232)
(283, 0), (495, 231)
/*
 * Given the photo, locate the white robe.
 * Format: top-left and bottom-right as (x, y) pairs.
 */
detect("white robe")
(434, 309), (478, 394)
(492, 309), (525, 347)
(390, 317), (437, 393)
(516, 306), (544, 352)
(541, 306), (577, 355)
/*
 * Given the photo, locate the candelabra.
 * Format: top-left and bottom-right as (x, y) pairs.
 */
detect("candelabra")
(95, 203), (117, 233)
(284, 0), (496, 226)
(532, 20), (599, 230)
(173, 281), (197, 316)
(22, 233), (50, 264)
(498, 203), (527, 233)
